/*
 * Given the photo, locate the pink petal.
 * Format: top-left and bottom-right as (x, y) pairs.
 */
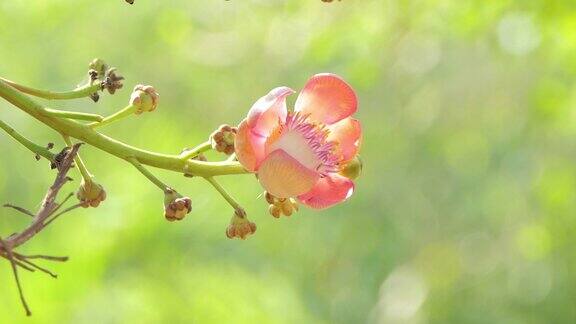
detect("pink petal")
(327, 117), (362, 163)
(257, 149), (320, 198)
(235, 119), (266, 171)
(297, 173), (355, 209)
(294, 74), (358, 125)
(247, 86), (294, 137)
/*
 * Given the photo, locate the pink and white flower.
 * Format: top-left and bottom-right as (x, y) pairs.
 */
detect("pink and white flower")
(235, 74), (362, 209)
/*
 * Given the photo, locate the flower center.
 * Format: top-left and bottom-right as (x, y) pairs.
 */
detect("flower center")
(265, 112), (339, 175)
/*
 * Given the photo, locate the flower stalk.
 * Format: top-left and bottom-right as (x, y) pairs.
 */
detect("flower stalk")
(180, 141), (212, 160)
(128, 157), (170, 192)
(0, 119), (55, 161)
(62, 135), (92, 181)
(0, 77), (101, 100)
(43, 108), (104, 122)
(204, 176), (244, 213)
(89, 104), (137, 128)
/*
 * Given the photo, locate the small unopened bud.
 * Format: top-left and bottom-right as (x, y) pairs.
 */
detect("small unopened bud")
(226, 209), (256, 239)
(268, 204), (281, 218)
(265, 192), (275, 204)
(210, 124), (238, 155)
(164, 189), (192, 221)
(88, 58), (107, 76)
(264, 192), (298, 218)
(130, 85), (159, 114)
(77, 178), (107, 208)
(339, 156), (362, 180)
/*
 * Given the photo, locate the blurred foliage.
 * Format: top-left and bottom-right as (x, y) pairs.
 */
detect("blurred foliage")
(1, 0), (576, 323)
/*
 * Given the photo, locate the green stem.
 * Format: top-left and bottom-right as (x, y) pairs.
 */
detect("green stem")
(43, 108), (104, 122)
(89, 105), (136, 128)
(180, 141), (212, 160)
(0, 78), (248, 177)
(205, 176), (243, 211)
(0, 120), (55, 161)
(0, 77), (101, 100)
(127, 157), (169, 192)
(62, 135), (92, 181)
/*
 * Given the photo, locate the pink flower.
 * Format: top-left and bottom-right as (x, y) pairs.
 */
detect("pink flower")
(235, 74), (362, 209)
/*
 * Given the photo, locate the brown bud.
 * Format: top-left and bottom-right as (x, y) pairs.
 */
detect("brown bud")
(265, 192), (275, 204)
(226, 212), (256, 240)
(210, 124), (238, 155)
(264, 192), (298, 218)
(164, 189), (192, 221)
(268, 204), (281, 218)
(76, 178), (107, 208)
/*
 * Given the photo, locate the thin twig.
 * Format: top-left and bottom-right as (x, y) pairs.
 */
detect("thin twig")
(15, 254), (69, 262)
(14, 256), (58, 279)
(3, 143), (81, 249)
(3, 204), (34, 217)
(47, 192), (74, 218)
(0, 238), (31, 316)
(0, 253), (36, 272)
(43, 203), (82, 228)
(0, 143), (80, 316)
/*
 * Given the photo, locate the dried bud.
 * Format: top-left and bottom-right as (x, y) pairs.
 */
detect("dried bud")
(88, 69), (99, 82)
(126, 0), (134, 4)
(77, 178), (107, 208)
(164, 189), (192, 221)
(103, 68), (124, 95)
(130, 85), (159, 114)
(210, 124), (238, 155)
(226, 210), (257, 240)
(265, 192), (298, 218)
(339, 156), (362, 180)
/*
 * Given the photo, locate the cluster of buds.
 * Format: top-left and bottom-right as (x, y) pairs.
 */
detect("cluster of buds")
(76, 178), (107, 208)
(164, 189), (192, 221)
(87, 58), (124, 101)
(265, 192), (299, 218)
(226, 209), (257, 239)
(210, 124), (237, 155)
(130, 85), (159, 114)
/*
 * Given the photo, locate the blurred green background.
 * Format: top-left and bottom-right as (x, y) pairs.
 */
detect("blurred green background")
(1, 0), (576, 323)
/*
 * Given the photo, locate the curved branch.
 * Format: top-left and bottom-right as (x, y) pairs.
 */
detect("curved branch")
(0, 79), (248, 177)
(0, 119), (55, 161)
(0, 77), (101, 100)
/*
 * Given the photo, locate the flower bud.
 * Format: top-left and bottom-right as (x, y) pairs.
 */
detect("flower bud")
(76, 178), (107, 208)
(226, 209), (256, 239)
(164, 189), (192, 221)
(264, 192), (298, 218)
(268, 204), (281, 218)
(130, 85), (159, 114)
(339, 156), (362, 180)
(210, 124), (238, 155)
(88, 58), (107, 76)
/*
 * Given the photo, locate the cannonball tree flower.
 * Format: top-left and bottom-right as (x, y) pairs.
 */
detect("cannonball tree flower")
(235, 74), (362, 209)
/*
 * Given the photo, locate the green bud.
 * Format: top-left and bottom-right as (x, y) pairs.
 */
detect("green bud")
(339, 156), (362, 180)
